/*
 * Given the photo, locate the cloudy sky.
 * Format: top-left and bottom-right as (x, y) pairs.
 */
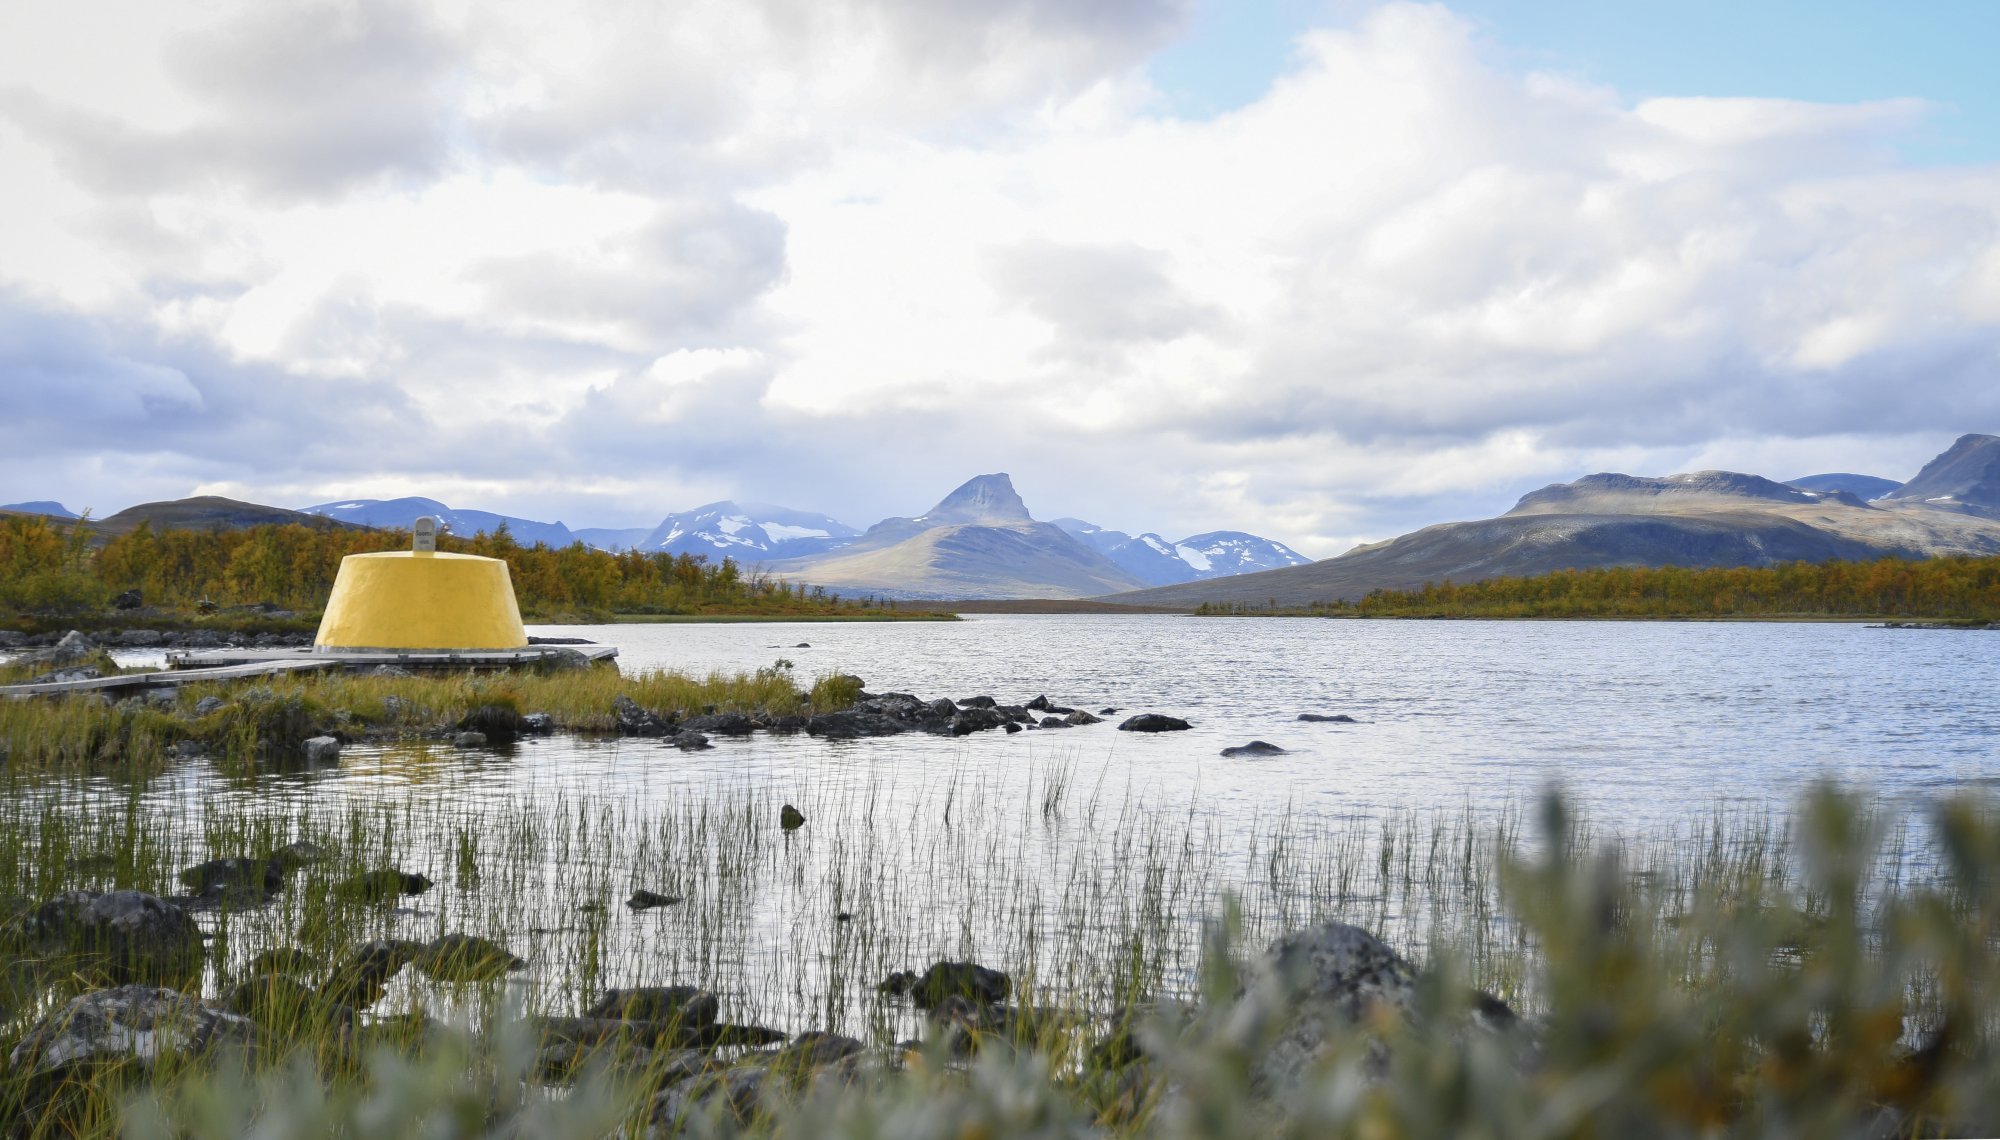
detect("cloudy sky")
(3, 0), (1998, 555)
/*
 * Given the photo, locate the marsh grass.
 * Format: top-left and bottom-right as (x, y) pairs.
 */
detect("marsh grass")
(0, 662), (845, 775)
(6, 728), (1997, 1137)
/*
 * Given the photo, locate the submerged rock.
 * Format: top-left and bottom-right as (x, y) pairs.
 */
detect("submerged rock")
(451, 731), (488, 749)
(1297, 713), (1358, 723)
(1038, 717), (1072, 729)
(413, 933), (526, 982)
(1063, 710), (1103, 726)
(670, 730), (712, 751)
(319, 939), (424, 1009)
(1221, 741), (1288, 758)
(331, 868), (433, 904)
(627, 889), (682, 911)
(1118, 714), (1191, 732)
(780, 804), (807, 831)
(302, 735), (342, 763)
(584, 986), (720, 1029)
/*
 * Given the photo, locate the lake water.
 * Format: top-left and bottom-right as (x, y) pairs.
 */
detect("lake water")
(15, 616), (2000, 1030)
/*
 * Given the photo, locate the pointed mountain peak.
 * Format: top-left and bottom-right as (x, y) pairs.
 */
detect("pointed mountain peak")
(922, 473), (1034, 525)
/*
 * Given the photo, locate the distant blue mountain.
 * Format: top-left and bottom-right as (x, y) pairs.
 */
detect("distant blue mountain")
(1051, 518), (1311, 586)
(299, 497), (579, 548)
(0, 501), (79, 519)
(1784, 473), (1903, 501)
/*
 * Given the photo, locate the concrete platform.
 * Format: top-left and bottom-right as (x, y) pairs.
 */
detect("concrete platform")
(164, 645), (619, 671)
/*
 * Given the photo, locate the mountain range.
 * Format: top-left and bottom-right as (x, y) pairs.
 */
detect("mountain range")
(11, 433), (1998, 604)
(1106, 433), (2000, 608)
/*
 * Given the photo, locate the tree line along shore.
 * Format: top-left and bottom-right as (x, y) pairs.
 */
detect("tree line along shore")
(1196, 555), (2000, 622)
(0, 514), (945, 631)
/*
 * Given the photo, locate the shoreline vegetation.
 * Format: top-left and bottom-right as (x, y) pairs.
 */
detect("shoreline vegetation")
(0, 515), (953, 637)
(2, 753), (1998, 1134)
(1195, 554), (2000, 622)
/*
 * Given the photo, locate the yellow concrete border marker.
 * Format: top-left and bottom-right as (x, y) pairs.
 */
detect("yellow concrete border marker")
(315, 530), (530, 652)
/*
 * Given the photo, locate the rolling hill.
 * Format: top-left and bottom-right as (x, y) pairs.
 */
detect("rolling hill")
(1106, 435), (2000, 609)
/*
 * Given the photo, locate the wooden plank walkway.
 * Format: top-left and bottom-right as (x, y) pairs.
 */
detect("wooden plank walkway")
(1, 645), (616, 699)
(165, 646), (619, 670)
(0, 658), (341, 700)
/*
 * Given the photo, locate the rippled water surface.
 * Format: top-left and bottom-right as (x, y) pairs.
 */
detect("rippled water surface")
(19, 616), (2000, 1027)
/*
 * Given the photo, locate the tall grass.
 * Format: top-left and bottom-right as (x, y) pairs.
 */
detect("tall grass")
(5, 738), (1997, 1135)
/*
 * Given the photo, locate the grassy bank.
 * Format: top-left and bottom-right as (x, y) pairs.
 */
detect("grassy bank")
(1197, 554), (2000, 622)
(0, 663), (864, 774)
(1, 771), (1996, 1136)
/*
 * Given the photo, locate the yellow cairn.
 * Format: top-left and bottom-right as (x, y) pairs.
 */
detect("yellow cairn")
(314, 550), (529, 652)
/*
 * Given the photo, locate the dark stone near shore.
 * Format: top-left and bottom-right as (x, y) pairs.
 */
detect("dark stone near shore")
(627, 889), (681, 910)
(320, 939), (424, 1009)
(112, 590), (144, 609)
(876, 970), (917, 996)
(1064, 709), (1102, 725)
(178, 856), (282, 896)
(807, 710), (907, 739)
(331, 868), (432, 904)
(520, 712), (555, 733)
(958, 695), (997, 709)
(1099, 707), (1119, 715)
(414, 933), (526, 981)
(1039, 717), (1071, 729)
(1298, 713), (1357, 723)
(460, 703), (525, 741)
(18, 890), (204, 985)
(268, 840), (330, 870)
(683, 712), (754, 736)
(1118, 713), (1191, 732)
(670, 730), (712, 751)
(774, 1031), (866, 1069)
(1026, 695), (1051, 711)
(452, 731), (488, 749)
(612, 695), (671, 735)
(1222, 741), (1288, 757)
(585, 986), (720, 1029)
(781, 804), (806, 831)
(911, 960), (1011, 1009)
(1004, 722), (1022, 734)
(950, 707), (1007, 735)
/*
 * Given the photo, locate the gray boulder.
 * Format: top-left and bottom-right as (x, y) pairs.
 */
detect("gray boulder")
(682, 712), (754, 736)
(910, 960), (1011, 1009)
(1231, 921), (1422, 1091)
(302, 735), (341, 763)
(9, 985), (254, 1079)
(452, 731), (488, 749)
(17, 890), (204, 984)
(412, 933), (526, 982)
(584, 986), (720, 1029)
(1063, 709), (1103, 726)
(193, 696), (226, 716)
(670, 730), (712, 751)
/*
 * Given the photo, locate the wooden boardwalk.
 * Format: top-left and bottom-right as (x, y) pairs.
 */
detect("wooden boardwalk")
(0, 658), (341, 700)
(1, 644), (617, 700)
(164, 646), (619, 669)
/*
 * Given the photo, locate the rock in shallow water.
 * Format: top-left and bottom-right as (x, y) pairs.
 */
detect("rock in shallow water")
(1221, 741), (1288, 757)
(627, 888), (681, 910)
(302, 735), (341, 763)
(1118, 713), (1191, 732)
(17, 890), (204, 985)
(1297, 713), (1357, 723)
(780, 804), (806, 831)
